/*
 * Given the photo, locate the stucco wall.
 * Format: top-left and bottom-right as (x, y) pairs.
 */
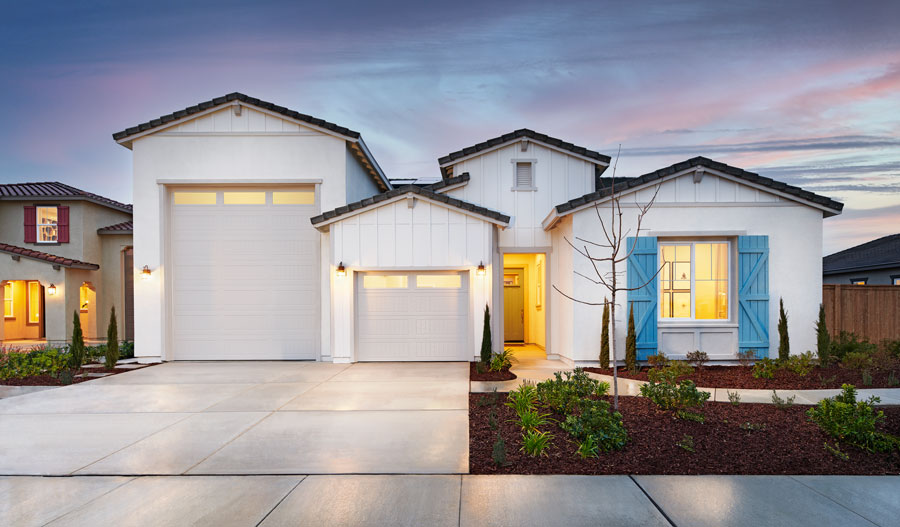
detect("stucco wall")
(561, 171), (826, 364)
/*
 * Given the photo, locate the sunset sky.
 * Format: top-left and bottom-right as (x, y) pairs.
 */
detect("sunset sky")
(1, 1), (897, 255)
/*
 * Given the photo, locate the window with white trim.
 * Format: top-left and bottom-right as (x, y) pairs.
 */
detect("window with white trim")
(3, 282), (13, 318)
(36, 206), (58, 243)
(659, 241), (729, 320)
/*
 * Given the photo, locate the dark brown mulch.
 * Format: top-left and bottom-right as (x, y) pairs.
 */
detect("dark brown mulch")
(583, 365), (900, 389)
(1, 365), (152, 386)
(470, 362), (517, 381)
(470, 393), (900, 475)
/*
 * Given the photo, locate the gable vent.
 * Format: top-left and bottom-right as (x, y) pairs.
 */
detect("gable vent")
(516, 162), (533, 188)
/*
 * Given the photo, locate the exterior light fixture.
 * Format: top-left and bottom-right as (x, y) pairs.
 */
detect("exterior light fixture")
(336, 262), (346, 277)
(141, 265), (152, 280)
(476, 262), (486, 276)
(48, 283), (57, 295)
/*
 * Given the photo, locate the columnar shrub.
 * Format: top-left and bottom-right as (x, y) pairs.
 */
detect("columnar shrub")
(70, 311), (85, 368)
(600, 299), (610, 368)
(816, 303), (832, 365)
(480, 304), (492, 365)
(625, 304), (637, 372)
(105, 307), (119, 369)
(778, 298), (790, 361)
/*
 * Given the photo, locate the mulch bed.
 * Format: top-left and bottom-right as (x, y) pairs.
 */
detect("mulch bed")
(1, 364), (152, 386)
(470, 393), (900, 475)
(584, 365), (900, 389)
(470, 362), (517, 381)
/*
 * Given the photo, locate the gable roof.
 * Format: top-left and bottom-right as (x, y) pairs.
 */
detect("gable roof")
(112, 92), (390, 192)
(823, 234), (900, 275)
(0, 182), (133, 214)
(0, 242), (99, 270)
(548, 156), (844, 226)
(437, 129), (611, 178)
(311, 183), (510, 230)
(97, 220), (133, 234)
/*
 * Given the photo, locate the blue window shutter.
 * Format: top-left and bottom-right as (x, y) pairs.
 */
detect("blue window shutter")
(626, 236), (658, 360)
(738, 236), (769, 359)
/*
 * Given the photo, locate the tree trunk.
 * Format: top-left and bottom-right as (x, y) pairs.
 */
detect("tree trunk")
(610, 268), (619, 410)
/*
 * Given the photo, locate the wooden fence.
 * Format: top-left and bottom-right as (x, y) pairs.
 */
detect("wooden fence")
(822, 284), (900, 342)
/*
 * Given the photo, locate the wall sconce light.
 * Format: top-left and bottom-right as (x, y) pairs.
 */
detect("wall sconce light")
(48, 283), (57, 295)
(336, 262), (346, 277)
(141, 265), (152, 280)
(476, 262), (486, 276)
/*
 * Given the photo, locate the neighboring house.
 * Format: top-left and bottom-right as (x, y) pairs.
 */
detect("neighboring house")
(823, 234), (900, 285)
(0, 183), (134, 345)
(116, 93), (842, 364)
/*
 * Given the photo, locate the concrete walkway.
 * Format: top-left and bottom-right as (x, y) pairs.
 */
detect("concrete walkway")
(471, 348), (900, 405)
(2, 474), (897, 526)
(0, 361), (469, 476)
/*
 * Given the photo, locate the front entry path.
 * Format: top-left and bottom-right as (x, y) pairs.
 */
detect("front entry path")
(0, 362), (469, 476)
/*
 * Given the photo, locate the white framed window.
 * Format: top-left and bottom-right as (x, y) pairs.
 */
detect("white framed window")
(3, 282), (13, 318)
(36, 206), (58, 243)
(659, 241), (730, 321)
(510, 160), (537, 190)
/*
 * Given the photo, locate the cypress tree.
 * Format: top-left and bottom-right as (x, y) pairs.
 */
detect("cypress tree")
(778, 298), (790, 361)
(625, 304), (637, 372)
(600, 299), (610, 368)
(480, 304), (492, 364)
(70, 311), (85, 368)
(815, 303), (831, 365)
(105, 306), (119, 369)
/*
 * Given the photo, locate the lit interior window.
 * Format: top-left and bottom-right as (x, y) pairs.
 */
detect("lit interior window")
(27, 281), (40, 323)
(660, 242), (728, 320)
(362, 275), (408, 289)
(37, 206), (58, 242)
(224, 192), (266, 205)
(3, 282), (13, 318)
(174, 192), (216, 205)
(416, 274), (461, 288)
(79, 284), (91, 313)
(273, 191), (315, 205)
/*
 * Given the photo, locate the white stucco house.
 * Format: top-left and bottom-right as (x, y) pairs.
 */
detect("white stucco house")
(116, 93), (842, 364)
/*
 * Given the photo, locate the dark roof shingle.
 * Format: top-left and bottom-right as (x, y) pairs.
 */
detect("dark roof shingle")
(823, 234), (900, 275)
(97, 220), (133, 234)
(0, 182), (132, 213)
(553, 156), (844, 217)
(438, 129), (611, 172)
(311, 182), (509, 226)
(0, 243), (100, 269)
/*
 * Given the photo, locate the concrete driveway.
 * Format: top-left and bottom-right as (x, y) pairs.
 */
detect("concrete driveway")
(0, 361), (469, 476)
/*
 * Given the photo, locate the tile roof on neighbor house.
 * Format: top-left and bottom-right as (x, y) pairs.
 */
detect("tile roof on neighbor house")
(311, 183), (510, 228)
(0, 182), (133, 214)
(111, 92), (390, 192)
(823, 234), (900, 275)
(0, 242), (100, 270)
(437, 129), (612, 177)
(552, 156), (845, 217)
(97, 220), (133, 234)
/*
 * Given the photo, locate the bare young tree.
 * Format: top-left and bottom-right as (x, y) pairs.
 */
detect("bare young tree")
(554, 147), (662, 410)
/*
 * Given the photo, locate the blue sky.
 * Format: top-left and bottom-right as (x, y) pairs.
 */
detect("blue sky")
(1, 0), (898, 254)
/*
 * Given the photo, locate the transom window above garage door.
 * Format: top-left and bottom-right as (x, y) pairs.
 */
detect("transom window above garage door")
(173, 189), (315, 206)
(362, 275), (409, 289)
(416, 274), (462, 288)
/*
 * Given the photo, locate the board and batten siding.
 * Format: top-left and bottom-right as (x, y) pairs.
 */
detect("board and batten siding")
(445, 142), (596, 248)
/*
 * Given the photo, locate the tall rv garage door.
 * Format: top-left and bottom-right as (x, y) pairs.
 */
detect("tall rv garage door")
(356, 272), (469, 361)
(169, 188), (319, 360)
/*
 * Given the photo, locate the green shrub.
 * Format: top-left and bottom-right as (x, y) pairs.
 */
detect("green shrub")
(816, 303), (832, 365)
(842, 351), (872, 371)
(785, 351), (815, 377)
(480, 305), (492, 365)
(778, 298), (790, 361)
(727, 390), (741, 405)
(488, 408), (498, 430)
(536, 368), (609, 415)
(771, 391), (795, 409)
(737, 350), (756, 368)
(625, 304), (637, 371)
(489, 349), (513, 372)
(807, 384), (899, 453)
(676, 434), (695, 452)
(560, 399), (628, 452)
(686, 350), (710, 370)
(639, 368), (710, 413)
(0, 348), (69, 380)
(105, 307), (119, 369)
(511, 408), (552, 432)
(120, 341), (135, 359)
(881, 339), (900, 358)
(649, 360), (693, 382)
(752, 357), (778, 379)
(70, 311), (85, 368)
(869, 350), (897, 371)
(600, 299), (610, 368)
(505, 383), (538, 414)
(647, 352), (669, 369)
(520, 430), (553, 457)
(576, 435), (599, 459)
(831, 332), (877, 362)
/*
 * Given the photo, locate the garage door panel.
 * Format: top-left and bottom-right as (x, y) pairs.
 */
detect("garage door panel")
(170, 188), (319, 360)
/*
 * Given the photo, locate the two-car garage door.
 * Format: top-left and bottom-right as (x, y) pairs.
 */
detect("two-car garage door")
(170, 187), (319, 360)
(356, 272), (469, 361)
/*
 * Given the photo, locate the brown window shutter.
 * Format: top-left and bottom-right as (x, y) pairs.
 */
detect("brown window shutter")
(24, 206), (36, 243)
(58, 206), (70, 243)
